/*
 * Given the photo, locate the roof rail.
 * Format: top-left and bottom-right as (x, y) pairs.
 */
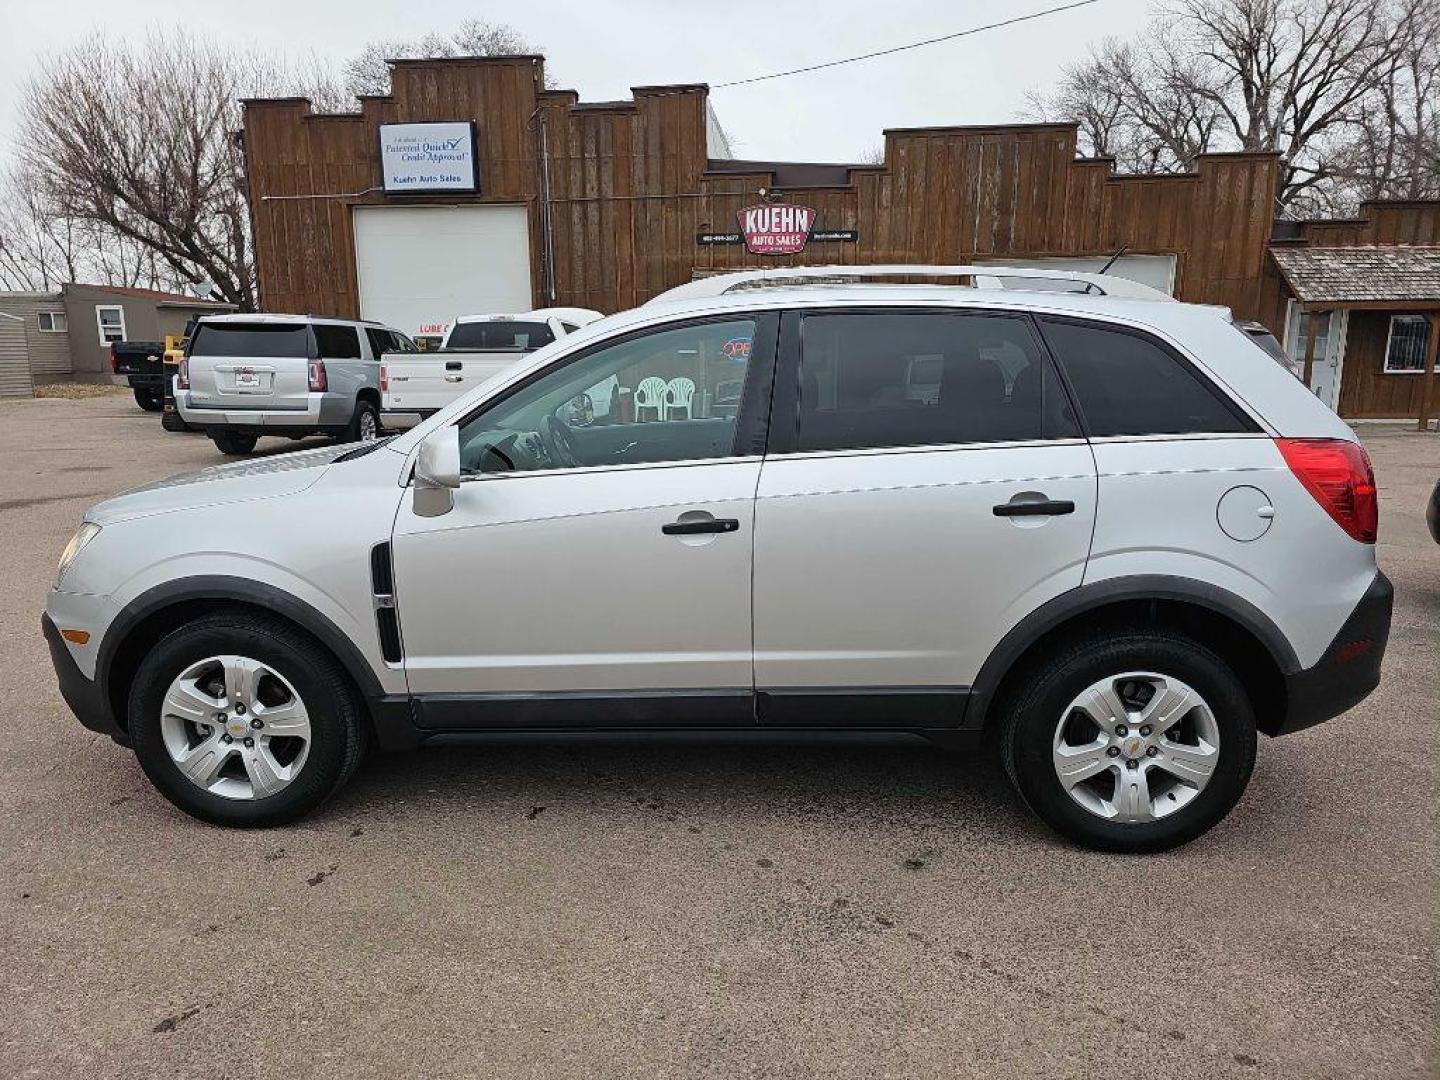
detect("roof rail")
(648, 264), (1175, 305)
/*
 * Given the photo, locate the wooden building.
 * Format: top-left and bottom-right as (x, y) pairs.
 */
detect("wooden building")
(240, 55), (1440, 421)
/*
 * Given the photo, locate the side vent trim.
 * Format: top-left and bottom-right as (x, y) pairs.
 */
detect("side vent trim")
(370, 542), (402, 663)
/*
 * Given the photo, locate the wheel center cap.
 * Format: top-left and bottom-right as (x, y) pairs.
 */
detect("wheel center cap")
(225, 717), (249, 738)
(1121, 736), (1145, 759)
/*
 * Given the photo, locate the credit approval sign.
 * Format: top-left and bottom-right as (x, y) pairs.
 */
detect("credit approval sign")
(379, 122), (478, 194)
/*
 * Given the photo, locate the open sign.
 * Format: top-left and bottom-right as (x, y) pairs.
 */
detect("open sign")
(722, 337), (752, 360)
(737, 203), (815, 256)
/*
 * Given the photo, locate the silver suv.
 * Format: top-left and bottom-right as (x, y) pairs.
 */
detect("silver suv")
(176, 313), (418, 455)
(44, 267), (1391, 852)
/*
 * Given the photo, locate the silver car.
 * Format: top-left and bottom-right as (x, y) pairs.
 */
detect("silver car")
(176, 313), (418, 455)
(45, 266), (1391, 851)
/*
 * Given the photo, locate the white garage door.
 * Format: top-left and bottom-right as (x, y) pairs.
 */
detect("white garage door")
(974, 254), (1178, 295)
(353, 204), (533, 335)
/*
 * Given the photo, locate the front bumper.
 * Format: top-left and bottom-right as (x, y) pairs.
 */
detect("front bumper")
(1270, 570), (1393, 736)
(42, 613), (128, 745)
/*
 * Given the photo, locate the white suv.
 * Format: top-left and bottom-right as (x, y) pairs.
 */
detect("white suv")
(44, 267), (1391, 852)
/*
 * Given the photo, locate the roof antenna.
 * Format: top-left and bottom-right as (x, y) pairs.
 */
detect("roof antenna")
(1083, 244), (1130, 294)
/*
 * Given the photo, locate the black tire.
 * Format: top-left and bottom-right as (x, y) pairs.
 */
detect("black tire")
(343, 398), (380, 443)
(133, 385), (163, 412)
(128, 612), (367, 827)
(210, 430), (258, 455)
(999, 629), (1257, 853)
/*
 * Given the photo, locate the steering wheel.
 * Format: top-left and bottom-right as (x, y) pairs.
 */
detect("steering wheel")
(544, 412), (583, 468)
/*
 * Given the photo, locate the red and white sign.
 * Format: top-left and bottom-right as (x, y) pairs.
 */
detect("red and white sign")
(737, 203), (816, 256)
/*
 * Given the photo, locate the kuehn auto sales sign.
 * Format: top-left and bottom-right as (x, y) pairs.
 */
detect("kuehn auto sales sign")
(737, 203), (815, 256)
(379, 122), (478, 194)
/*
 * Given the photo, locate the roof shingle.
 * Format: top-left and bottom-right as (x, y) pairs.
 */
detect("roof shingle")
(1270, 246), (1440, 305)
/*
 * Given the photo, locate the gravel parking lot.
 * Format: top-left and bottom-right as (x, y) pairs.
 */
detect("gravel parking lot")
(1, 393), (1435, 1079)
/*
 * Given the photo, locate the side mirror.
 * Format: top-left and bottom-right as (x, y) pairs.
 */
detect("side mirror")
(413, 426), (461, 518)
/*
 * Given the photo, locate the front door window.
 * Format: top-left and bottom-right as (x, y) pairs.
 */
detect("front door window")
(456, 318), (758, 475)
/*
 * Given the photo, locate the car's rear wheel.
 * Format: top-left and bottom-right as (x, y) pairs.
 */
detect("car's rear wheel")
(210, 430), (258, 455)
(128, 612), (366, 827)
(344, 399), (380, 443)
(1000, 630), (1256, 852)
(133, 385), (162, 412)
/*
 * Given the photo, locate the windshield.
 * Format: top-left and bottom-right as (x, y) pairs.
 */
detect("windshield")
(444, 321), (554, 352)
(190, 323), (311, 359)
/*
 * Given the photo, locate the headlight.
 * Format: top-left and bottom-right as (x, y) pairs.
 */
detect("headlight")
(57, 522), (101, 580)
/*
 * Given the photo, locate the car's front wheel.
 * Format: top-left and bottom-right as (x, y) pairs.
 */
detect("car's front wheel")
(1000, 630), (1256, 853)
(128, 612), (366, 827)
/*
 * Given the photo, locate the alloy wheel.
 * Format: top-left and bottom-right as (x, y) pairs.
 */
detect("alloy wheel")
(1052, 671), (1220, 823)
(158, 655), (312, 800)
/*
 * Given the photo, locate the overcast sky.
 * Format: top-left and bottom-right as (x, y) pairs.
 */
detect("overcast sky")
(2, 0), (1155, 164)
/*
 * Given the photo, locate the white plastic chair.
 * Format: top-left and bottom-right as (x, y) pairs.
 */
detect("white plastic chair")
(634, 377), (668, 422)
(664, 377), (695, 420)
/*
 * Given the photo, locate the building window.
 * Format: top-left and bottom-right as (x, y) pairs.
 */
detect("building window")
(37, 312), (67, 333)
(1384, 315), (1433, 373)
(96, 305), (126, 344)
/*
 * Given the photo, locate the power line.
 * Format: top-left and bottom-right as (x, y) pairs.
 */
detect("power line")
(712, 0), (1103, 89)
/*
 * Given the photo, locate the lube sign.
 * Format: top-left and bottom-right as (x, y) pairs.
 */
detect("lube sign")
(379, 122), (478, 194)
(737, 203), (815, 256)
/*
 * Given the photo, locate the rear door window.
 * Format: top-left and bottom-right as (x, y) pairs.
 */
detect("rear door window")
(445, 321), (556, 351)
(189, 323), (311, 358)
(314, 324), (363, 359)
(794, 312), (1078, 452)
(1037, 317), (1257, 436)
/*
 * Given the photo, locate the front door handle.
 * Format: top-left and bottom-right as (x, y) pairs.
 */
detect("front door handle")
(662, 518), (740, 535)
(993, 499), (1076, 517)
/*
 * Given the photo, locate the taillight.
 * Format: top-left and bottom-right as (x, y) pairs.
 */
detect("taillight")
(308, 360), (327, 392)
(108, 344), (118, 372)
(176, 358), (189, 390)
(379, 363), (388, 394)
(1276, 437), (1378, 543)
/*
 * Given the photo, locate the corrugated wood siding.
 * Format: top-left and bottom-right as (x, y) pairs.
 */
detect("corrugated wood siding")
(1335, 311), (1440, 418)
(244, 63), (1281, 320)
(0, 316), (34, 397)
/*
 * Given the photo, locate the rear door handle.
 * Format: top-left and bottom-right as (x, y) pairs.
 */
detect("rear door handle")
(993, 499), (1076, 517)
(444, 374), (463, 383)
(444, 361), (463, 371)
(662, 518), (740, 535)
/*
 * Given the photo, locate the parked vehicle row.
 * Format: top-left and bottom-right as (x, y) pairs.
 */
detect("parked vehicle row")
(46, 265), (1391, 852)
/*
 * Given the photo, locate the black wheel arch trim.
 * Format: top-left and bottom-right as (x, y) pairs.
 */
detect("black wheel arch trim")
(961, 574), (1302, 731)
(97, 575), (394, 730)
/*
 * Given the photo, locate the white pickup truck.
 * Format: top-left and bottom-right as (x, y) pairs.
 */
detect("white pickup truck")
(380, 307), (602, 426)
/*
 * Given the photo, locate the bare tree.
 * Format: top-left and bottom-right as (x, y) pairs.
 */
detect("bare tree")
(1029, 0), (1430, 212)
(15, 31), (344, 309)
(0, 173), (81, 290)
(1329, 0), (1440, 201)
(342, 19), (549, 97)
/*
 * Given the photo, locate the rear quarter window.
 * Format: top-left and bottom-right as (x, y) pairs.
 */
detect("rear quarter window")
(1037, 317), (1257, 437)
(189, 323), (311, 358)
(314, 324), (363, 359)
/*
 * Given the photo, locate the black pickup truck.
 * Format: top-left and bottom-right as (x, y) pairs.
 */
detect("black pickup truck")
(109, 341), (166, 411)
